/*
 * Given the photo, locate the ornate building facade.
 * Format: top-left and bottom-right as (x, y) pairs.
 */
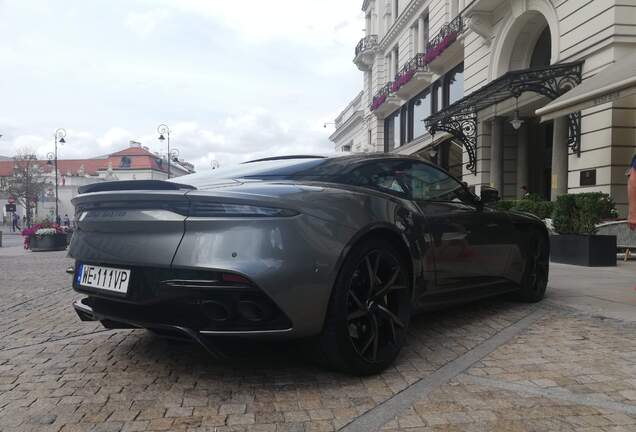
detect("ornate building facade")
(331, 0), (636, 216)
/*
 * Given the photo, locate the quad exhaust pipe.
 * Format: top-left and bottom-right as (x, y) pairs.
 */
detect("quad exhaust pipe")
(200, 299), (273, 323)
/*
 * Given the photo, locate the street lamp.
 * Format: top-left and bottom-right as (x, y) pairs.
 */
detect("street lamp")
(157, 124), (172, 179)
(47, 128), (66, 223)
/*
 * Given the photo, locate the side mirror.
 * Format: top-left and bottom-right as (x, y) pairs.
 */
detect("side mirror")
(480, 187), (500, 205)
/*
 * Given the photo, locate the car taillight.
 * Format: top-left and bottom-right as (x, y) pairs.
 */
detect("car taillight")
(190, 202), (298, 217)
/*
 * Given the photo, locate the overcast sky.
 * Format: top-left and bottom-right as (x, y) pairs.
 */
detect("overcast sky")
(0, 0), (363, 169)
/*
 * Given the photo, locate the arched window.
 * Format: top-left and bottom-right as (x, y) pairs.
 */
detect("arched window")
(530, 27), (551, 68)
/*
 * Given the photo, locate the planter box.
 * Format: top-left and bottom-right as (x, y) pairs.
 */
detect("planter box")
(550, 234), (616, 266)
(29, 233), (68, 252)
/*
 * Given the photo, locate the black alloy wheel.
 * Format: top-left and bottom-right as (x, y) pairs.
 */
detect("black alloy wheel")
(346, 249), (408, 362)
(317, 238), (412, 375)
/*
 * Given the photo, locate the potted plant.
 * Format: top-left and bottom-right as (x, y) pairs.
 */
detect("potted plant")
(550, 192), (617, 266)
(21, 221), (68, 252)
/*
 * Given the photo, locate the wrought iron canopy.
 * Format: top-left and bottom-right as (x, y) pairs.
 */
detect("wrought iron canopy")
(426, 61), (584, 174)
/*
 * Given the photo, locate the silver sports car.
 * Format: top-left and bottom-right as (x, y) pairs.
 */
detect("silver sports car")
(70, 154), (549, 375)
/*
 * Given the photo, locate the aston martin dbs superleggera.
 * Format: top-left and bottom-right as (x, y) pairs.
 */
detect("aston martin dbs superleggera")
(70, 153), (549, 375)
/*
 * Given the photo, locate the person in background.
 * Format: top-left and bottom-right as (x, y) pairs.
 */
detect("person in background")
(520, 185), (530, 198)
(629, 154), (636, 230)
(63, 214), (70, 227)
(55, 214), (62, 225)
(12, 212), (20, 232)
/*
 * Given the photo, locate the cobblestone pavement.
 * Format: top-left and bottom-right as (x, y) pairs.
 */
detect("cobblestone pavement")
(0, 247), (635, 431)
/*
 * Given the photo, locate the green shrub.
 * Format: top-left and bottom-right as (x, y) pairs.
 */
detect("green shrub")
(496, 200), (515, 211)
(516, 199), (553, 219)
(553, 194), (577, 234)
(552, 192), (616, 234)
(535, 201), (554, 220)
(498, 196), (554, 219)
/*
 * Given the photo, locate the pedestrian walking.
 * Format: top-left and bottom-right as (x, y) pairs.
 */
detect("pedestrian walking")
(55, 214), (62, 226)
(520, 185), (530, 198)
(63, 214), (70, 227)
(11, 213), (20, 232)
(629, 153), (636, 230)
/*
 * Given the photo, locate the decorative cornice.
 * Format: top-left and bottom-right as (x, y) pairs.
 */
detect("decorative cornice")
(465, 11), (492, 45)
(330, 111), (364, 142)
(334, 91), (364, 124)
(378, 0), (425, 51)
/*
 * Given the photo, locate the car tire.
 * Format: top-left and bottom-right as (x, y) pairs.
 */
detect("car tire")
(515, 231), (549, 303)
(315, 237), (412, 375)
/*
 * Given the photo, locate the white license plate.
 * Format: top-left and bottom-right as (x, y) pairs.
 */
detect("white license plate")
(78, 264), (131, 294)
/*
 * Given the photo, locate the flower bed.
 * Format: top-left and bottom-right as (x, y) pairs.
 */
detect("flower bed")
(21, 221), (69, 251)
(424, 31), (458, 64)
(390, 69), (416, 93)
(371, 29), (459, 111)
(371, 93), (388, 111)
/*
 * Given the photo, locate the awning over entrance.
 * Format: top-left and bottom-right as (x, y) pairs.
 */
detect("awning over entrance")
(425, 62), (583, 174)
(536, 56), (636, 121)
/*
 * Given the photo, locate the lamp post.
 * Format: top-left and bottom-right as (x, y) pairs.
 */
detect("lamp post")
(47, 128), (66, 223)
(157, 124), (171, 178)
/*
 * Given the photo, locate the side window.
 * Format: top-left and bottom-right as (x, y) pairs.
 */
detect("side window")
(402, 162), (472, 203)
(342, 161), (410, 197)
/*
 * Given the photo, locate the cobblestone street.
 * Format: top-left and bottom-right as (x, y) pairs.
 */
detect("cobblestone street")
(1, 246), (635, 432)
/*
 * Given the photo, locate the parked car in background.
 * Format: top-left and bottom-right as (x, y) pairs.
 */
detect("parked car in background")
(69, 154), (549, 375)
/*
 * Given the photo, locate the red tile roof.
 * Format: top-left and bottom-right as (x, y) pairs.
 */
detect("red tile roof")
(0, 145), (178, 177)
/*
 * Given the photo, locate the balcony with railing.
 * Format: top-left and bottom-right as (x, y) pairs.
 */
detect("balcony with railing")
(370, 82), (401, 117)
(353, 34), (378, 71)
(424, 15), (464, 72)
(370, 15), (466, 114)
(392, 53), (433, 99)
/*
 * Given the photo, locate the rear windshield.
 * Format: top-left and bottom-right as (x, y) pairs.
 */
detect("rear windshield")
(173, 158), (327, 187)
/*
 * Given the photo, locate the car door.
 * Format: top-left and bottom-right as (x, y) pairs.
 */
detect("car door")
(399, 161), (516, 291)
(339, 159), (438, 301)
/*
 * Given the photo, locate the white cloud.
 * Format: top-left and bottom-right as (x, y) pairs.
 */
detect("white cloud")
(125, 9), (170, 37)
(1, 109), (333, 170)
(164, 0), (363, 47)
(0, 0), (363, 173)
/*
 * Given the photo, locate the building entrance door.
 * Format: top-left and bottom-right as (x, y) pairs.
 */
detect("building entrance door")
(527, 118), (553, 200)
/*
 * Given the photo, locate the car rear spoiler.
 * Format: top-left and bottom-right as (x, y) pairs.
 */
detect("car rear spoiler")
(78, 180), (196, 194)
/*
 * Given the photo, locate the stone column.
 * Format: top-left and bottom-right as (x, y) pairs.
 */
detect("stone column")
(516, 122), (529, 198)
(551, 116), (569, 200)
(390, 49), (396, 78)
(418, 16), (426, 53)
(490, 117), (504, 193)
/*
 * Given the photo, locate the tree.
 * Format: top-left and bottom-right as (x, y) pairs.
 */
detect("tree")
(1, 152), (50, 227)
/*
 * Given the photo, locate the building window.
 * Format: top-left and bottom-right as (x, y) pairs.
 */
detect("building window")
(368, 130), (372, 147)
(450, 0), (459, 18)
(342, 144), (352, 152)
(445, 63), (464, 105)
(120, 156), (131, 168)
(384, 109), (400, 151)
(383, 62), (464, 152)
(410, 89), (431, 140)
(423, 14), (429, 45)
(432, 81), (443, 113)
(392, 46), (399, 78)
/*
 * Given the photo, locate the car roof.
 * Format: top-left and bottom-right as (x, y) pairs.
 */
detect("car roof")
(243, 152), (425, 165)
